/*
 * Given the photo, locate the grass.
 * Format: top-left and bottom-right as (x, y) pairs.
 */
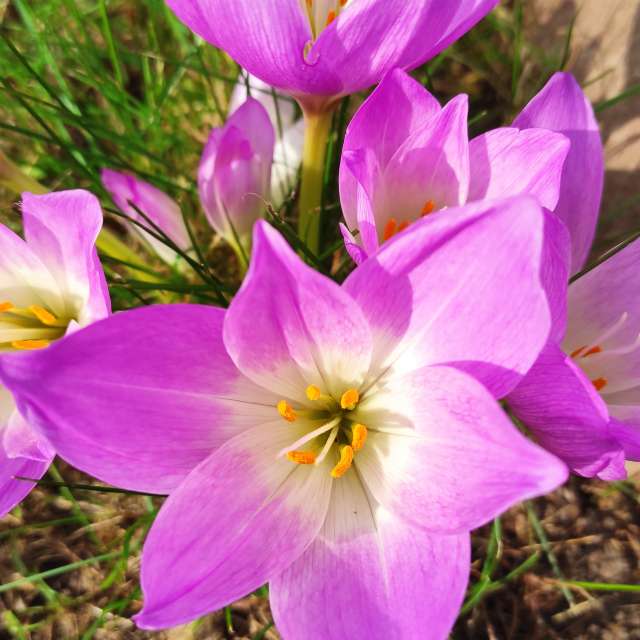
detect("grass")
(1, 1), (640, 638)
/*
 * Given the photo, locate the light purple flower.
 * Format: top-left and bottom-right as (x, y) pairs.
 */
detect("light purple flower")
(229, 73), (304, 208)
(508, 240), (640, 480)
(339, 70), (601, 269)
(0, 198), (567, 637)
(101, 169), (191, 266)
(0, 190), (110, 516)
(198, 97), (275, 256)
(165, 0), (499, 112)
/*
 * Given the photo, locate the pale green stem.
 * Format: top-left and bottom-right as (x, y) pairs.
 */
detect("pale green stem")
(298, 107), (335, 255)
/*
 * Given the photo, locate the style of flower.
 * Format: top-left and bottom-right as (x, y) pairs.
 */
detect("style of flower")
(508, 240), (640, 480)
(0, 198), (567, 638)
(0, 190), (110, 516)
(164, 0), (499, 113)
(229, 73), (304, 208)
(339, 70), (601, 272)
(101, 169), (191, 267)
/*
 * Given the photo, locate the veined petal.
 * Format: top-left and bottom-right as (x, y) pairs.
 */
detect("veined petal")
(21, 190), (110, 325)
(134, 422), (333, 630)
(339, 69), (441, 228)
(224, 222), (372, 400)
(3, 410), (54, 462)
(344, 196), (551, 397)
(468, 127), (570, 211)
(355, 365), (567, 533)
(101, 169), (191, 263)
(513, 72), (604, 273)
(0, 305), (276, 494)
(507, 343), (625, 480)
(609, 416), (640, 461)
(270, 469), (469, 640)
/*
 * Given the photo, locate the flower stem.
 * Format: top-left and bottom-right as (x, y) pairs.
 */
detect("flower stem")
(298, 107), (334, 255)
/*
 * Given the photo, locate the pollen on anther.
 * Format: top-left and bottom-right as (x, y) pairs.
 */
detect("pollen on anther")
(306, 385), (321, 401)
(592, 377), (608, 391)
(340, 388), (359, 410)
(583, 345), (602, 357)
(351, 423), (368, 452)
(421, 200), (435, 216)
(29, 305), (57, 326)
(277, 400), (297, 423)
(0, 301), (14, 313)
(383, 218), (398, 242)
(331, 445), (354, 478)
(11, 339), (51, 351)
(326, 9), (336, 26)
(287, 450), (316, 465)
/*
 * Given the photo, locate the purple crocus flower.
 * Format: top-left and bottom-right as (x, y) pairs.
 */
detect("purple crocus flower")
(0, 190), (110, 516)
(101, 169), (191, 266)
(508, 240), (640, 480)
(0, 198), (567, 637)
(198, 97), (275, 258)
(165, 0), (499, 112)
(339, 70), (601, 270)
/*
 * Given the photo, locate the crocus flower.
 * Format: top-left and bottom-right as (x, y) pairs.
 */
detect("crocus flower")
(229, 73), (304, 208)
(198, 97), (275, 259)
(165, 0), (499, 113)
(101, 169), (191, 267)
(508, 240), (640, 480)
(339, 70), (601, 270)
(0, 197), (567, 637)
(0, 190), (110, 516)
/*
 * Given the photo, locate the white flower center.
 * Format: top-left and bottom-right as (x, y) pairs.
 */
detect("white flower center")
(299, 0), (350, 40)
(0, 300), (69, 352)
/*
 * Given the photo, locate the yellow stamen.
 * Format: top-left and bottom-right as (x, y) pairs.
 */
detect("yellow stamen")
(277, 400), (297, 423)
(421, 200), (435, 216)
(11, 339), (50, 350)
(306, 384), (321, 401)
(331, 445), (354, 478)
(340, 388), (359, 410)
(592, 377), (608, 391)
(29, 305), (57, 326)
(287, 450), (316, 465)
(0, 301), (14, 313)
(351, 423), (368, 452)
(383, 218), (398, 242)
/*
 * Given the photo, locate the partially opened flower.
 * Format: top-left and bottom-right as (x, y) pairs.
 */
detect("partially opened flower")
(0, 198), (566, 637)
(508, 240), (640, 480)
(101, 169), (191, 267)
(165, 0), (500, 252)
(229, 73), (304, 208)
(339, 70), (601, 268)
(0, 190), (110, 516)
(199, 97), (275, 263)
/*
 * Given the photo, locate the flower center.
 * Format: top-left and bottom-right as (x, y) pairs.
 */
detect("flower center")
(275, 385), (367, 479)
(0, 301), (68, 352)
(382, 200), (436, 243)
(300, 0), (350, 40)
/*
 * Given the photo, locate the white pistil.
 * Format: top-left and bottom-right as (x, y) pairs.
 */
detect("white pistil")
(277, 416), (341, 459)
(315, 425), (339, 464)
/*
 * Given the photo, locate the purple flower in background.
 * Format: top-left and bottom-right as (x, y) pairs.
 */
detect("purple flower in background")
(0, 198), (567, 637)
(508, 240), (640, 480)
(229, 73), (304, 208)
(165, 0), (499, 112)
(339, 70), (601, 268)
(199, 97), (275, 259)
(0, 190), (110, 516)
(101, 169), (191, 267)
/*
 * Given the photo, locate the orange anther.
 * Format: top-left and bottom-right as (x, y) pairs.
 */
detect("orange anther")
(277, 400), (297, 423)
(340, 388), (359, 410)
(331, 445), (354, 478)
(421, 200), (435, 216)
(583, 345), (602, 357)
(287, 450), (316, 465)
(383, 218), (398, 242)
(326, 9), (336, 26)
(592, 377), (608, 391)
(29, 305), (57, 326)
(340, 0), (348, 5)
(570, 345), (586, 358)
(397, 221), (410, 233)
(351, 424), (368, 452)
(0, 301), (14, 313)
(306, 385), (321, 401)
(11, 339), (50, 350)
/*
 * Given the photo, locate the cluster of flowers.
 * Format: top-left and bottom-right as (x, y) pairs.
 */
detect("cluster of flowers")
(1, 1), (638, 638)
